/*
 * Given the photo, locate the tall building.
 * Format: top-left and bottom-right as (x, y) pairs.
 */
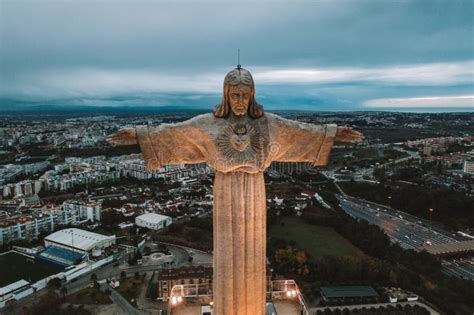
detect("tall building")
(0, 214), (55, 245)
(463, 159), (474, 174)
(157, 266), (213, 301)
(0, 201), (103, 245)
(24, 181), (33, 196)
(62, 200), (102, 222)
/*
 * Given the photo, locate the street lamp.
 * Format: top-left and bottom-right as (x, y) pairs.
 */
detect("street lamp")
(429, 208), (434, 221)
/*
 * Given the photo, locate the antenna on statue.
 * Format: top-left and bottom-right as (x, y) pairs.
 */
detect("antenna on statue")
(237, 49), (241, 69)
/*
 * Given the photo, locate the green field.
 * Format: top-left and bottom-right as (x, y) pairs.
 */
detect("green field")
(268, 217), (364, 260)
(0, 251), (62, 287)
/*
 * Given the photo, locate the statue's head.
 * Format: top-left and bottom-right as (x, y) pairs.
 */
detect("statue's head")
(214, 67), (264, 119)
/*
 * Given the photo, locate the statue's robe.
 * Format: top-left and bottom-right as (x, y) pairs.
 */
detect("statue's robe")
(136, 113), (337, 315)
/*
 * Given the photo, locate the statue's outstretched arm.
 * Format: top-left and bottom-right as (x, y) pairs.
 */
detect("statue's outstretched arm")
(334, 126), (364, 143)
(106, 128), (138, 146)
(108, 115), (209, 170)
(267, 113), (363, 167)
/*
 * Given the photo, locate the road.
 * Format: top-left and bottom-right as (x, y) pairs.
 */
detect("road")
(3, 242), (213, 314)
(66, 242), (211, 293)
(441, 258), (474, 280)
(322, 147), (420, 181)
(338, 196), (474, 280)
(339, 197), (456, 249)
(107, 284), (144, 315)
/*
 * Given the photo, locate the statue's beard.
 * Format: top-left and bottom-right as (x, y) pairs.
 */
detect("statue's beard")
(232, 105), (248, 116)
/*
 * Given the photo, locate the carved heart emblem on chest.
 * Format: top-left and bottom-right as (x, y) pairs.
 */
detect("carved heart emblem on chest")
(217, 121), (267, 163)
(230, 134), (250, 152)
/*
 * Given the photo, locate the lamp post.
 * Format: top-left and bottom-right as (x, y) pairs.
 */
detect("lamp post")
(429, 208), (434, 221)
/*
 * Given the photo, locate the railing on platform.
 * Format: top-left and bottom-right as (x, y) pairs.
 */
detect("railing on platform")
(169, 279), (310, 315)
(268, 280), (311, 315)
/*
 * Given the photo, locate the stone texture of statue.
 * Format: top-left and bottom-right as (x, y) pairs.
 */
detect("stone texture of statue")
(107, 67), (362, 315)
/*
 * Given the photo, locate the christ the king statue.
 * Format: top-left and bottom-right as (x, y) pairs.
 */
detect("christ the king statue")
(107, 66), (362, 315)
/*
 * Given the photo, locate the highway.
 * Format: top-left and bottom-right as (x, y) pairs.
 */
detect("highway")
(338, 196), (474, 280)
(339, 197), (456, 249)
(441, 258), (474, 280)
(322, 147), (420, 182)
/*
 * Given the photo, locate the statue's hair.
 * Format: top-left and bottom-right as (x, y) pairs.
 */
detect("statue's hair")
(214, 67), (264, 119)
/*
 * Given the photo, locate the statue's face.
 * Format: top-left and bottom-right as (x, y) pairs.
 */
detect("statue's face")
(229, 84), (251, 117)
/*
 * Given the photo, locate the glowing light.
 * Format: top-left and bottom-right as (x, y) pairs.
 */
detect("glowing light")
(171, 295), (183, 305)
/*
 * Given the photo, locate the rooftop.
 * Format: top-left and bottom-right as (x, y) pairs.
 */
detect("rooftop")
(44, 228), (115, 252)
(320, 286), (379, 299)
(0, 279), (29, 296)
(158, 266), (213, 280)
(136, 212), (171, 223)
(38, 246), (85, 266)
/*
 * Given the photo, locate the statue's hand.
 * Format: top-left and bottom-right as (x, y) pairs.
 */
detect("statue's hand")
(106, 128), (138, 146)
(334, 126), (364, 143)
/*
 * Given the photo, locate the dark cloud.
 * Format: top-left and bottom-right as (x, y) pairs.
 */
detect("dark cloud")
(1, 0), (473, 111)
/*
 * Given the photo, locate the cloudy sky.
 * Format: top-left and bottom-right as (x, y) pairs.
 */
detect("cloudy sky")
(1, 0), (473, 112)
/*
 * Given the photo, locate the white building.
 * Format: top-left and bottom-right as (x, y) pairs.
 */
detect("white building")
(0, 280), (32, 308)
(62, 200), (101, 222)
(463, 159), (474, 174)
(44, 228), (116, 254)
(135, 213), (172, 230)
(34, 180), (43, 194)
(24, 161), (50, 175)
(0, 214), (55, 245)
(0, 202), (101, 246)
(24, 181), (33, 196)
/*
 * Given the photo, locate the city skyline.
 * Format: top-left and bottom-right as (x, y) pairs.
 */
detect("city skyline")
(1, 2), (473, 313)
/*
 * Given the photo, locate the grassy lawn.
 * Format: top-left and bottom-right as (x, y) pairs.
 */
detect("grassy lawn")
(0, 251), (62, 287)
(268, 217), (364, 261)
(65, 287), (112, 305)
(116, 276), (144, 305)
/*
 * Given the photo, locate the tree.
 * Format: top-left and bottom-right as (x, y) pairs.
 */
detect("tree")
(47, 277), (62, 290)
(134, 271), (140, 280)
(157, 243), (168, 252)
(120, 271), (127, 281)
(28, 291), (62, 314)
(374, 167), (387, 180)
(4, 299), (17, 313)
(90, 273), (98, 282)
(60, 286), (68, 298)
(128, 253), (135, 265)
